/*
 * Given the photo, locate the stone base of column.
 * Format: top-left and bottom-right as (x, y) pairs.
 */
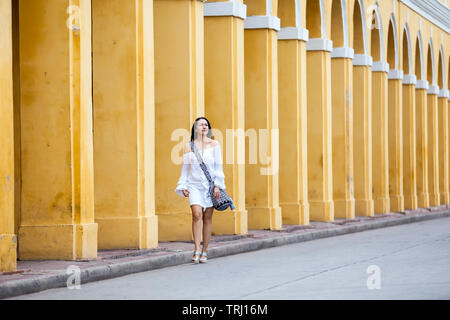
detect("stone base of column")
(247, 207), (282, 230)
(390, 195), (405, 212)
(309, 200), (334, 222)
(0, 234), (17, 272)
(355, 199), (374, 217)
(440, 192), (449, 205)
(334, 199), (355, 219)
(374, 197), (390, 214)
(18, 224), (97, 260)
(97, 216), (158, 249)
(212, 210), (248, 236)
(417, 193), (430, 208)
(280, 202), (310, 225)
(429, 193), (441, 207)
(404, 195), (418, 210)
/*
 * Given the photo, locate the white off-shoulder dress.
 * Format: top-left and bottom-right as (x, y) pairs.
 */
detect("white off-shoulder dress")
(175, 143), (226, 213)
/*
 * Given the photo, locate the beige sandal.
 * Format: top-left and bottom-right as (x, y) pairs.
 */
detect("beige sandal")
(192, 251), (201, 264)
(199, 251), (208, 263)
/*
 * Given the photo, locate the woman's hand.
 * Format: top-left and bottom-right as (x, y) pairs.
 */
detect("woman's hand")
(214, 186), (220, 199)
(182, 189), (190, 197)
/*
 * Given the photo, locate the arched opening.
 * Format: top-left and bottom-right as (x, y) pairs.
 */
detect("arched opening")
(402, 27), (410, 74)
(414, 34), (423, 80)
(353, 0), (365, 54)
(370, 8), (382, 61)
(278, 0), (296, 28)
(331, 0), (344, 47)
(387, 19), (396, 69)
(437, 47), (444, 89)
(426, 42), (434, 84)
(306, 0), (323, 38)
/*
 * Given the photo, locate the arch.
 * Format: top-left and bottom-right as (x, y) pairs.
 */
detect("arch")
(402, 24), (412, 75)
(387, 15), (399, 70)
(437, 45), (446, 89)
(353, 0), (368, 55)
(414, 31), (425, 80)
(278, 0), (297, 28)
(370, 5), (384, 62)
(426, 39), (435, 85)
(330, 0), (349, 48)
(306, 0), (326, 39)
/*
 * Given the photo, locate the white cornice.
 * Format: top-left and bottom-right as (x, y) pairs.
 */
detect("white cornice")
(416, 80), (429, 90)
(353, 54), (373, 67)
(372, 61), (390, 73)
(403, 74), (417, 85)
(331, 47), (354, 59)
(427, 84), (440, 95)
(244, 15), (280, 31)
(306, 38), (333, 52)
(400, 0), (450, 33)
(278, 27), (309, 41)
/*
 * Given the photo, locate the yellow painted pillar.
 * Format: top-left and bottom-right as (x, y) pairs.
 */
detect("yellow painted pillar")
(92, 0), (158, 249)
(204, 0), (248, 234)
(154, 0), (205, 241)
(415, 80), (430, 208)
(331, 48), (355, 219)
(372, 62), (390, 214)
(0, 0), (17, 272)
(427, 84), (440, 207)
(402, 74), (418, 210)
(387, 69), (405, 212)
(353, 55), (374, 216)
(306, 38), (334, 221)
(438, 88), (450, 204)
(244, 3), (282, 230)
(18, 0), (97, 260)
(277, 24), (310, 225)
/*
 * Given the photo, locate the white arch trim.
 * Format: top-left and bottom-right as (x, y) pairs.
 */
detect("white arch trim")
(439, 45), (446, 90)
(416, 31), (425, 81)
(357, 0), (369, 55)
(388, 14), (399, 70)
(427, 38), (436, 85)
(306, 0), (332, 52)
(403, 24), (413, 75)
(372, 5), (385, 63)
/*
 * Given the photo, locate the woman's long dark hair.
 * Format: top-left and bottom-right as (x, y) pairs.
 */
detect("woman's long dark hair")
(190, 117), (213, 141)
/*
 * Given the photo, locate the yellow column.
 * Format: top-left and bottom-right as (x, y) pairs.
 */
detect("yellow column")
(331, 48), (355, 219)
(18, 0), (97, 260)
(92, 0), (158, 249)
(438, 89), (450, 204)
(204, 0), (248, 234)
(427, 84), (440, 207)
(306, 38), (334, 221)
(387, 69), (404, 212)
(415, 80), (430, 208)
(277, 25), (310, 225)
(402, 74), (418, 210)
(353, 55), (374, 216)
(0, 0), (17, 271)
(244, 3), (282, 230)
(372, 62), (390, 213)
(154, 0), (205, 241)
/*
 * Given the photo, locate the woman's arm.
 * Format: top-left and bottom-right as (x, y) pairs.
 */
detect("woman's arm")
(175, 144), (191, 197)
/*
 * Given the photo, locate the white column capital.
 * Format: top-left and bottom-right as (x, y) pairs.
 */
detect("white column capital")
(372, 61), (390, 73)
(278, 27), (309, 42)
(331, 47), (354, 59)
(204, 1), (247, 19)
(244, 15), (280, 31)
(306, 38), (333, 52)
(388, 69), (404, 80)
(353, 54), (373, 67)
(438, 89), (449, 99)
(402, 74), (417, 85)
(427, 84), (440, 95)
(416, 80), (429, 90)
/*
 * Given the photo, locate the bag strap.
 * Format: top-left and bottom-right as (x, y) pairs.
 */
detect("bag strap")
(190, 141), (215, 187)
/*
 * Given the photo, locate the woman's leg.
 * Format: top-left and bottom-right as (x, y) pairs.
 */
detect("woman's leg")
(202, 207), (214, 252)
(191, 205), (203, 252)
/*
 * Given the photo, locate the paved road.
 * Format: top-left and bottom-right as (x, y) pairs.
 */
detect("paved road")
(9, 217), (450, 300)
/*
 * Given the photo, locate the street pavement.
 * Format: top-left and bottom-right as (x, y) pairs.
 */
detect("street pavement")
(8, 216), (450, 300)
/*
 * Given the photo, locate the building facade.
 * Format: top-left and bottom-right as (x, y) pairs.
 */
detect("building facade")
(0, 0), (449, 271)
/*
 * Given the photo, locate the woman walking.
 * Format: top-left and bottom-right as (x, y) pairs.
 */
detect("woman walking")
(175, 117), (226, 264)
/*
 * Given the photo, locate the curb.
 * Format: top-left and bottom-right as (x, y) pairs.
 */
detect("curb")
(1, 210), (450, 299)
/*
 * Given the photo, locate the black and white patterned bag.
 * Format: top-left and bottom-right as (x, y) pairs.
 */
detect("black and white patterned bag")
(190, 141), (236, 211)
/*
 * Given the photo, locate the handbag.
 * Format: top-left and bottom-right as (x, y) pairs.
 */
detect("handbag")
(190, 141), (236, 211)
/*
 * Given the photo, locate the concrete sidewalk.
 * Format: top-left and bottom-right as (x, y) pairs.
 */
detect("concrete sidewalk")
(1, 206), (450, 299)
